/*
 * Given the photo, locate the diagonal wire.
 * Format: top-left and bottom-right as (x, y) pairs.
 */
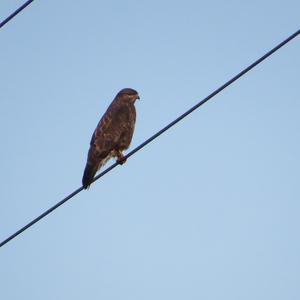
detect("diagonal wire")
(0, 0), (35, 29)
(0, 29), (299, 248)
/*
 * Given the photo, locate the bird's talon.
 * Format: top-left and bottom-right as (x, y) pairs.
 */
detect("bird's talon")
(117, 156), (127, 165)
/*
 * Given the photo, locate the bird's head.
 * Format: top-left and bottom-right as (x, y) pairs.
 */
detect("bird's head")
(117, 88), (140, 103)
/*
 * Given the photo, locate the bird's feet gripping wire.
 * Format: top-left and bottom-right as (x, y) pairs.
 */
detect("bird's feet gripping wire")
(116, 151), (127, 165)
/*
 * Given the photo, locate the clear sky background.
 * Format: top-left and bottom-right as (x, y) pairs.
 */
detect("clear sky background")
(1, 1), (299, 299)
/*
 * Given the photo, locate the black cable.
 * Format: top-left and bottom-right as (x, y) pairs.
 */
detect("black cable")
(0, 29), (299, 248)
(0, 0), (35, 29)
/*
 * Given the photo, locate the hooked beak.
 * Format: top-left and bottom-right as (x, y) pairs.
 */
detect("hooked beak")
(136, 94), (140, 100)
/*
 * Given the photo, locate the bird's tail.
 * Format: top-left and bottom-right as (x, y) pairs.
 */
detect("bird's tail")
(82, 163), (98, 189)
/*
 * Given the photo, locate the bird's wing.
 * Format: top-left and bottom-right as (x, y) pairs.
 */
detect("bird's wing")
(91, 103), (131, 155)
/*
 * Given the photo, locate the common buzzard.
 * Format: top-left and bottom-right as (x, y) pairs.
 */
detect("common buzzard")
(82, 88), (140, 189)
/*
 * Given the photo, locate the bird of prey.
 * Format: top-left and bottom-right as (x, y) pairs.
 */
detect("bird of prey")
(82, 88), (140, 189)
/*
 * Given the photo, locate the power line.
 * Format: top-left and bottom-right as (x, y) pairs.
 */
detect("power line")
(0, 0), (35, 29)
(0, 29), (299, 248)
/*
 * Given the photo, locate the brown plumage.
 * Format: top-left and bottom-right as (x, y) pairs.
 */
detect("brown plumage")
(82, 88), (140, 189)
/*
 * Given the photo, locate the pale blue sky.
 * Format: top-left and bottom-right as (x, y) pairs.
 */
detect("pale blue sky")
(1, 1), (300, 299)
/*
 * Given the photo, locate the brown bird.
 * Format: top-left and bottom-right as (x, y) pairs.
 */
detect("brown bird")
(82, 88), (140, 189)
